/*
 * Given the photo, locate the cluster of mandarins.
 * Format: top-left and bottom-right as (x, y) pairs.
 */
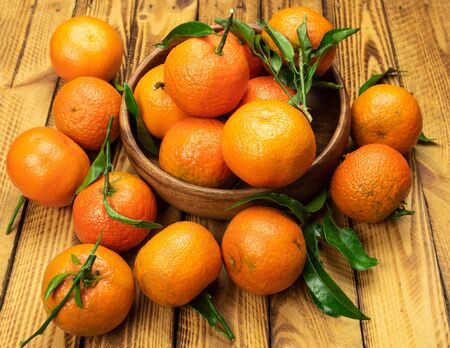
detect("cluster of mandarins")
(5, 6), (423, 344)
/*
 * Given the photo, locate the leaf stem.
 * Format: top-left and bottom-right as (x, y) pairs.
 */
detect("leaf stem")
(215, 8), (234, 55)
(6, 195), (27, 235)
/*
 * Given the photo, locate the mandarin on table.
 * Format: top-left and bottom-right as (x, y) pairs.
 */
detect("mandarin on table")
(6, 127), (90, 207)
(53, 76), (121, 151)
(73, 172), (157, 252)
(261, 6), (335, 76)
(238, 76), (294, 107)
(164, 33), (249, 117)
(351, 84), (423, 154)
(222, 206), (306, 295)
(50, 16), (124, 81)
(42, 244), (135, 336)
(134, 221), (222, 307)
(159, 117), (233, 188)
(134, 64), (189, 139)
(222, 100), (316, 188)
(330, 144), (412, 223)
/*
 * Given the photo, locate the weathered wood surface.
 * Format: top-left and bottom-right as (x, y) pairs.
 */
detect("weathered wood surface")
(0, 0), (448, 347)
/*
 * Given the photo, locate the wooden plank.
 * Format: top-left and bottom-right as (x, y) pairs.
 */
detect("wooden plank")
(84, 0), (198, 346)
(0, 0), (136, 346)
(0, 0), (75, 308)
(383, 0), (450, 304)
(262, 1), (363, 347)
(324, 0), (450, 346)
(176, 2), (271, 348)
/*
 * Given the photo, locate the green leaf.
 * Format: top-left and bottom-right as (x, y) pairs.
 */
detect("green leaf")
(303, 245), (369, 320)
(73, 282), (83, 309)
(113, 80), (124, 92)
(215, 17), (255, 50)
(418, 131), (436, 144)
(155, 21), (214, 49)
(390, 202), (415, 220)
(322, 216), (378, 271)
(258, 19), (295, 63)
(303, 222), (323, 256)
(268, 49), (282, 75)
(312, 79), (343, 89)
(44, 272), (75, 300)
(296, 15), (312, 66)
(358, 67), (400, 95)
(226, 192), (310, 226)
(304, 57), (322, 94)
(71, 254), (82, 265)
(123, 83), (159, 156)
(308, 289), (341, 317)
(103, 195), (162, 229)
(313, 28), (359, 58)
(305, 189), (328, 213)
(188, 292), (235, 341)
(5, 195), (27, 235)
(75, 147), (106, 195)
(277, 65), (297, 89)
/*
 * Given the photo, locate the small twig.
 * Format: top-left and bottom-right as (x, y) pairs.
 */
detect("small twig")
(6, 195), (27, 235)
(215, 9), (234, 55)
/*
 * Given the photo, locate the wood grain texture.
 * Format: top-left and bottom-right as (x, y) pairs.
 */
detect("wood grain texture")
(0, 0), (135, 346)
(263, 1), (363, 347)
(383, 0), (450, 305)
(324, 0), (450, 346)
(0, 0), (74, 310)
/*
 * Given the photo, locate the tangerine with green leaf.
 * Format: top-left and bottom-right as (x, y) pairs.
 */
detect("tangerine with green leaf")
(238, 76), (294, 107)
(330, 143), (412, 223)
(6, 127), (90, 207)
(222, 206), (306, 295)
(261, 6), (335, 76)
(164, 31), (249, 117)
(73, 172), (158, 252)
(134, 221), (222, 307)
(42, 244), (135, 336)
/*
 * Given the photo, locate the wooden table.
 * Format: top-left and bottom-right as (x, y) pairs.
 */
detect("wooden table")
(0, 0), (448, 347)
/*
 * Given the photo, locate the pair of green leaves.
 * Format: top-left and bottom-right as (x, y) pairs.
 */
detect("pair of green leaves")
(20, 234), (103, 347)
(227, 191), (372, 320)
(75, 116), (161, 230)
(359, 67), (435, 144)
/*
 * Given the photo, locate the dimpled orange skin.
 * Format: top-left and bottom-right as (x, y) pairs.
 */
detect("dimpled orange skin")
(351, 84), (423, 154)
(50, 16), (124, 81)
(53, 76), (121, 151)
(330, 144), (412, 223)
(222, 100), (316, 188)
(42, 244), (135, 336)
(222, 206), (306, 295)
(159, 117), (233, 188)
(6, 127), (90, 207)
(73, 172), (157, 252)
(238, 76), (294, 107)
(134, 64), (189, 139)
(164, 33), (249, 117)
(134, 221), (222, 307)
(261, 6), (335, 76)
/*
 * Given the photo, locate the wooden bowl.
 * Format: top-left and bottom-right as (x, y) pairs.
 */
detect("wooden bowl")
(120, 26), (351, 220)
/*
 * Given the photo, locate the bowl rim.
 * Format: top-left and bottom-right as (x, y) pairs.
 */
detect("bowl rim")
(119, 25), (350, 202)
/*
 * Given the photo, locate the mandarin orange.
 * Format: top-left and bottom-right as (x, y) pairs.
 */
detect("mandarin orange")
(330, 144), (412, 223)
(6, 127), (90, 207)
(134, 221), (222, 307)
